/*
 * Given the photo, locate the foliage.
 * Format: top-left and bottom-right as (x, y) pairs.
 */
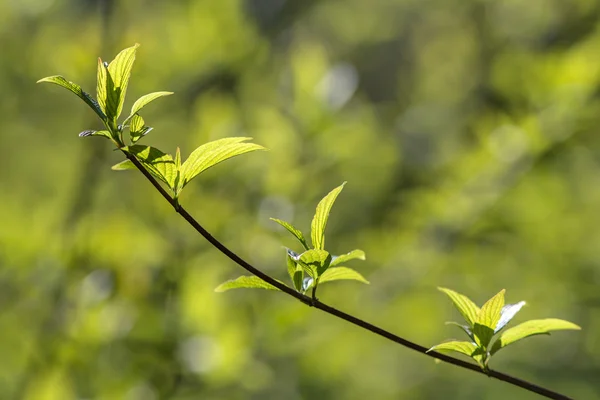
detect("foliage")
(216, 182), (368, 295)
(38, 44), (265, 201)
(430, 288), (581, 370)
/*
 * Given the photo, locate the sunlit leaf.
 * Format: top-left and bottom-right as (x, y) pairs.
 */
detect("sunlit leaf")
(270, 218), (309, 250)
(490, 318), (581, 355)
(428, 341), (478, 358)
(438, 287), (480, 328)
(318, 267), (369, 285)
(123, 145), (177, 189)
(129, 114), (153, 143)
(495, 301), (526, 333)
(311, 182), (346, 250)
(330, 249), (365, 267)
(180, 137), (266, 188)
(474, 289), (505, 347)
(130, 91), (173, 116)
(298, 249), (331, 278)
(111, 160), (135, 170)
(445, 321), (474, 340)
(105, 44), (139, 121)
(37, 75), (106, 121)
(79, 130), (112, 139)
(215, 276), (281, 292)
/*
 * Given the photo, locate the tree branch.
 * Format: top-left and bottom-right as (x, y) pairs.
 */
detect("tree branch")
(122, 150), (574, 400)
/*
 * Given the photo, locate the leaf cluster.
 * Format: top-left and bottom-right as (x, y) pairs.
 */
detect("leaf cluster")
(429, 288), (581, 370)
(216, 182), (368, 295)
(37, 44), (264, 201)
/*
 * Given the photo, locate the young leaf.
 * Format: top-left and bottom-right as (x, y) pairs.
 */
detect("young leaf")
(123, 145), (177, 189)
(490, 318), (581, 355)
(180, 137), (266, 188)
(96, 58), (109, 117)
(495, 301), (526, 333)
(311, 182), (346, 250)
(438, 287), (480, 328)
(37, 76), (106, 121)
(111, 160), (136, 170)
(130, 91), (173, 116)
(286, 253), (297, 281)
(270, 218), (309, 250)
(318, 267), (369, 285)
(428, 341), (479, 358)
(330, 249), (365, 267)
(445, 321), (474, 340)
(298, 249), (332, 278)
(474, 289), (505, 348)
(105, 44), (139, 121)
(215, 276), (281, 292)
(79, 130), (112, 139)
(129, 114), (153, 143)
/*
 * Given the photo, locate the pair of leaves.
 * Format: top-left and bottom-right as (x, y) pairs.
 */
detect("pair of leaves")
(38, 44), (173, 146)
(429, 288), (580, 369)
(113, 137), (265, 197)
(215, 183), (368, 294)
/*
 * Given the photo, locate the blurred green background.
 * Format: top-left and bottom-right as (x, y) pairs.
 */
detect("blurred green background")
(1, 0), (599, 398)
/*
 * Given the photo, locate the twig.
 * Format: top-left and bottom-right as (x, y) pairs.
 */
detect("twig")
(122, 150), (574, 400)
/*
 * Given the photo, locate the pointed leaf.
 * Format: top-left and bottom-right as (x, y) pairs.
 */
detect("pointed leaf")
(445, 321), (474, 340)
(129, 114), (153, 143)
(37, 75), (106, 120)
(490, 318), (581, 355)
(438, 287), (480, 328)
(311, 182), (346, 250)
(79, 130), (112, 139)
(270, 218), (309, 250)
(180, 137), (266, 188)
(318, 267), (369, 285)
(474, 289), (505, 348)
(105, 44), (139, 121)
(215, 276), (281, 292)
(298, 249), (332, 278)
(428, 341), (479, 358)
(111, 160), (136, 170)
(97, 58), (109, 116)
(286, 253), (297, 281)
(330, 249), (365, 267)
(495, 301), (526, 333)
(130, 91), (173, 116)
(123, 145), (177, 189)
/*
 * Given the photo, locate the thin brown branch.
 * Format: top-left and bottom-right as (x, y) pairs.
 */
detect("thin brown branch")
(122, 150), (573, 400)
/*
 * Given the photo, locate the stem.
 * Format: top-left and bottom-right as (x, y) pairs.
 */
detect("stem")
(122, 150), (574, 400)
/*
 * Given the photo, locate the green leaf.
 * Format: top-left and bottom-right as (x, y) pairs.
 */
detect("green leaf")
(490, 318), (581, 355)
(495, 301), (526, 333)
(270, 218), (309, 250)
(474, 289), (505, 348)
(180, 137), (266, 188)
(428, 341), (479, 358)
(174, 147), (182, 194)
(445, 321), (474, 340)
(96, 58), (109, 117)
(215, 276), (281, 292)
(130, 91), (173, 116)
(129, 114), (153, 143)
(318, 267), (369, 285)
(311, 182), (346, 250)
(294, 249), (331, 279)
(330, 249), (365, 267)
(111, 160), (135, 170)
(123, 145), (177, 189)
(79, 130), (112, 139)
(286, 249), (305, 292)
(438, 287), (480, 328)
(105, 44), (139, 121)
(37, 75), (106, 121)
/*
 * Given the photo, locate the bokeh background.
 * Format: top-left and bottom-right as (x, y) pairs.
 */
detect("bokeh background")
(1, 0), (599, 398)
